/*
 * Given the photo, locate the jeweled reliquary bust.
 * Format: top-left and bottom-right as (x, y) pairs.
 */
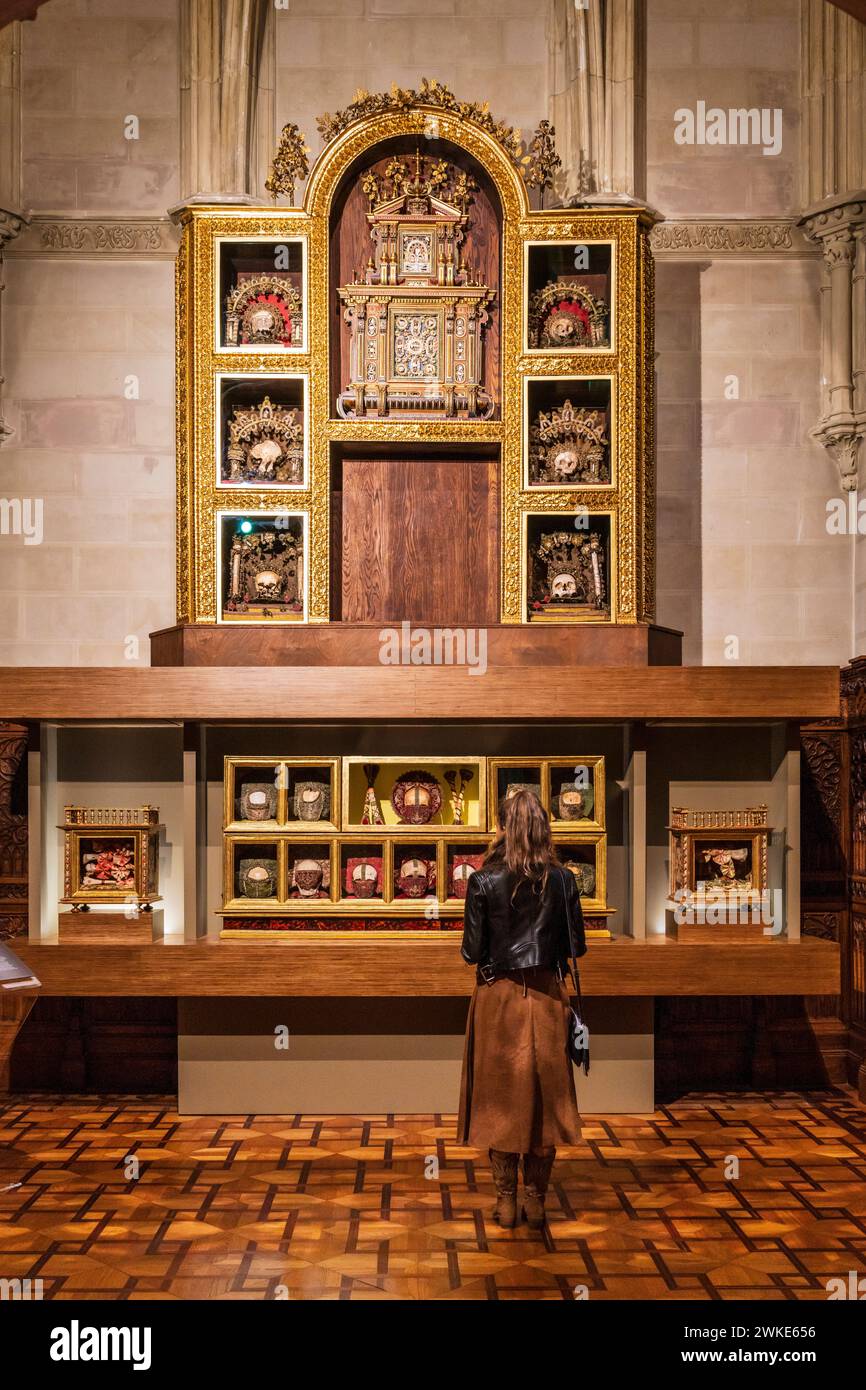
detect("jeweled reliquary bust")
(528, 281), (609, 350)
(226, 527), (302, 616)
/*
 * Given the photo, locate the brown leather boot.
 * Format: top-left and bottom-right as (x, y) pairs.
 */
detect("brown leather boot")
(522, 1148), (555, 1229)
(489, 1149), (519, 1228)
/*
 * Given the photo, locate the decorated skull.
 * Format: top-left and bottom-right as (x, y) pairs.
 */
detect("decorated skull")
(552, 447), (580, 478)
(557, 787), (587, 820)
(239, 858), (276, 899)
(350, 861), (379, 898)
(451, 860), (477, 899)
(249, 437), (283, 478)
(505, 781), (541, 801)
(565, 859), (595, 897)
(240, 782), (277, 821)
(253, 569), (282, 600)
(293, 857), (325, 897)
(391, 770), (442, 826)
(293, 781), (330, 822)
(545, 308), (583, 345)
(398, 857), (430, 898)
(246, 304), (281, 340)
(551, 571), (578, 600)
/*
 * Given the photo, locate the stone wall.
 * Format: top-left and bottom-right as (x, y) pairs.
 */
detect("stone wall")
(270, 0), (548, 199)
(0, 0), (178, 666)
(648, 0), (852, 665)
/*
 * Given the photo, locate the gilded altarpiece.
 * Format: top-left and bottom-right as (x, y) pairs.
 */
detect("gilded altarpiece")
(174, 95), (655, 627)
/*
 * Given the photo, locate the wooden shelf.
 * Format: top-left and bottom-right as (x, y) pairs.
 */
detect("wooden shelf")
(150, 621), (684, 667)
(0, 664), (840, 722)
(14, 935), (840, 998)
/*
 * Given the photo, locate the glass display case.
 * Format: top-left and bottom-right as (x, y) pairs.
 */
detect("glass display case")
(22, 719), (801, 950)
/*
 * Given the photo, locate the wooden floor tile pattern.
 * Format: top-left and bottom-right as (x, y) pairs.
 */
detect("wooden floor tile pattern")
(1, 1091), (865, 1301)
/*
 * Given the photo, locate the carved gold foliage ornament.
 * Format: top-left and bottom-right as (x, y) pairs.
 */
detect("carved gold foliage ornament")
(521, 121), (562, 209)
(265, 123), (311, 203)
(316, 79), (524, 168)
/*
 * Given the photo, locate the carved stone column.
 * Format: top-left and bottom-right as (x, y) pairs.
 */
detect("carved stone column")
(180, 0), (270, 200)
(800, 0), (865, 209)
(799, 195), (866, 490)
(549, 0), (646, 202)
(0, 208), (26, 445)
(798, 1), (866, 490)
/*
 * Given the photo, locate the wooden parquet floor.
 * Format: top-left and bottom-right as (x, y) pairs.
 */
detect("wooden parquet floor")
(1, 1090), (865, 1301)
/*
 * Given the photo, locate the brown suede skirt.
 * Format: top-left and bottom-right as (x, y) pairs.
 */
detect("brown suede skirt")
(457, 967), (581, 1153)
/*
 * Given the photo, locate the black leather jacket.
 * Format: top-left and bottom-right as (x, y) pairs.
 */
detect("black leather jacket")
(460, 863), (586, 975)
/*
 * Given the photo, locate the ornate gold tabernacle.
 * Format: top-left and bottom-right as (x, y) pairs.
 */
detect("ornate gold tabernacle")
(336, 152), (494, 419)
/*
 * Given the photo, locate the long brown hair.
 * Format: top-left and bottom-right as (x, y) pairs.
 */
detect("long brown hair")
(484, 788), (559, 895)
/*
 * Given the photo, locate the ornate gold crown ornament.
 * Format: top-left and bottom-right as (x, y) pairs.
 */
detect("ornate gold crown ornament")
(316, 78), (525, 163)
(530, 399), (610, 485)
(224, 274), (303, 348)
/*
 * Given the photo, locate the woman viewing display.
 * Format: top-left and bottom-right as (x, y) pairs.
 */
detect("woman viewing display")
(458, 789), (586, 1228)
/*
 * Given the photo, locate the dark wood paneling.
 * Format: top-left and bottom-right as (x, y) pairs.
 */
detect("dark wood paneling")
(13, 937), (841, 998)
(10, 997), (177, 1092)
(655, 995), (846, 1095)
(341, 457), (499, 624)
(0, 988), (37, 1088)
(150, 621), (684, 667)
(0, 665), (841, 721)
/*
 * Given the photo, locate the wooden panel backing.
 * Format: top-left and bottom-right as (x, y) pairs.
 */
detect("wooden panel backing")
(341, 458), (499, 624)
(14, 936), (840, 998)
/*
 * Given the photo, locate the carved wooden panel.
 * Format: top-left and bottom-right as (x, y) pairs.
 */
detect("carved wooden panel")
(0, 722), (27, 942)
(801, 732), (844, 881)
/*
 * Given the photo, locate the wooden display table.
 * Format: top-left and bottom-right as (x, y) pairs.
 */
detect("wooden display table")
(14, 934), (840, 998)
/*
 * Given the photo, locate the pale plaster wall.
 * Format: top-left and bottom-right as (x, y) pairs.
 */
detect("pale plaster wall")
(646, 0), (801, 219)
(0, 258), (175, 666)
(654, 256), (851, 666)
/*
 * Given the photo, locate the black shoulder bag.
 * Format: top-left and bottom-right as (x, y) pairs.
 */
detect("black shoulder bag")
(560, 868), (590, 1074)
